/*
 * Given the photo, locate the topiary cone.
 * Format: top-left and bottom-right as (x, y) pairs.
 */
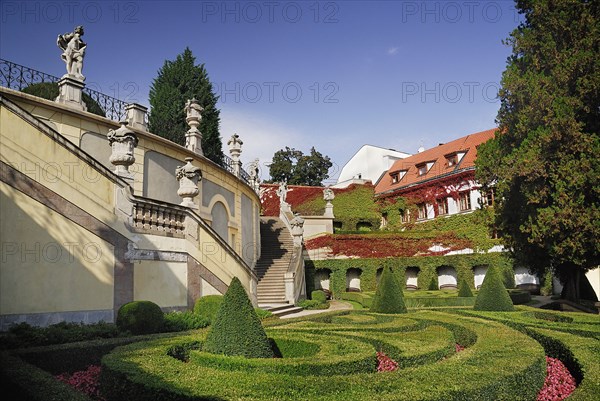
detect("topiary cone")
(371, 266), (407, 314)
(474, 265), (514, 311)
(203, 277), (274, 358)
(458, 278), (474, 297)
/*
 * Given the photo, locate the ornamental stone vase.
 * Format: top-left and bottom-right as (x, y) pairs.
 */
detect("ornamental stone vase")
(107, 121), (138, 179)
(176, 157), (202, 208)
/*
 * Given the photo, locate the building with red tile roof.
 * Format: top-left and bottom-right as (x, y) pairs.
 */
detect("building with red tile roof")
(375, 128), (497, 222)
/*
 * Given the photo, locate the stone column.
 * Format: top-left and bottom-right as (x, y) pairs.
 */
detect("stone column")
(227, 133), (243, 177)
(184, 98), (203, 155)
(323, 187), (335, 218)
(125, 103), (148, 131)
(55, 76), (87, 111)
(176, 157), (202, 208)
(290, 214), (305, 247)
(107, 121), (138, 179)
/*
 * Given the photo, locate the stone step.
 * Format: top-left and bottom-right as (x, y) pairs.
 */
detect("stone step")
(259, 304), (304, 317)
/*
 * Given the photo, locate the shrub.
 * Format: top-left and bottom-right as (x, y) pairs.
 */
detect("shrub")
(474, 265), (514, 311)
(254, 308), (275, 320)
(370, 266), (407, 314)
(298, 299), (329, 310)
(457, 278), (474, 297)
(508, 289), (532, 305)
(21, 82), (106, 117)
(203, 277), (274, 358)
(540, 271), (554, 296)
(116, 301), (164, 335)
(311, 290), (327, 303)
(163, 311), (210, 332)
(340, 292), (373, 308)
(193, 295), (223, 323)
(428, 277), (438, 290)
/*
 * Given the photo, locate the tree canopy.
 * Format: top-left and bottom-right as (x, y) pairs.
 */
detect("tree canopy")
(476, 0), (600, 300)
(148, 48), (224, 164)
(268, 146), (332, 186)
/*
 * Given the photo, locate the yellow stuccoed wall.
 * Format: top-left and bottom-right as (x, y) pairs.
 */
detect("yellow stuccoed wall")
(1, 182), (115, 314)
(133, 261), (188, 307)
(7, 89), (260, 267)
(1, 89), (260, 323)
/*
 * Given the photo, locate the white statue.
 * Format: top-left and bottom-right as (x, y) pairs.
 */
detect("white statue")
(57, 26), (86, 81)
(323, 187), (335, 202)
(276, 181), (288, 203)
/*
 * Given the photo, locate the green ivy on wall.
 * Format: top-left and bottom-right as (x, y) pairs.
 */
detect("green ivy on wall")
(305, 253), (515, 299)
(295, 184), (382, 231)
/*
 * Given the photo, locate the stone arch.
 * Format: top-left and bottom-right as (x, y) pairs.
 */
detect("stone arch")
(346, 268), (362, 292)
(356, 221), (373, 231)
(207, 194), (234, 219)
(514, 266), (540, 294)
(210, 201), (229, 244)
(314, 269), (332, 292)
(472, 265), (489, 289)
(436, 265), (458, 290)
(405, 266), (420, 290)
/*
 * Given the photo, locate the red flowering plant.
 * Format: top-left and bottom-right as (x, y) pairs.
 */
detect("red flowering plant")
(455, 343), (465, 353)
(376, 351), (399, 372)
(56, 365), (105, 401)
(537, 356), (576, 401)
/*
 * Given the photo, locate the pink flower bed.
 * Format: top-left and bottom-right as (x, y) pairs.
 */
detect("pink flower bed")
(56, 364), (105, 401)
(537, 356), (576, 401)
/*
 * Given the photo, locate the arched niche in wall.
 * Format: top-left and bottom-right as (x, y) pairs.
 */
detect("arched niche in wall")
(143, 151), (181, 204)
(210, 201), (229, 244)
(436, 265), (458, 290)
(405, 266), (420, 290)
(346, 268), (362, 292)
(80, 131), (112, 170)
(473, 265), (489, 289)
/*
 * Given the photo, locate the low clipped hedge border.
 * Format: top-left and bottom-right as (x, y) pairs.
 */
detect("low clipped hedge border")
(306, 253), (516, 299)
(99, 311), (546, 401)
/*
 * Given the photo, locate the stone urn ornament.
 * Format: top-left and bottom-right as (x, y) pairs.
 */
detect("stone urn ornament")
(107, 121), (138, 179)
(184, 98), (204, 155)
(176, 157), (202, 208)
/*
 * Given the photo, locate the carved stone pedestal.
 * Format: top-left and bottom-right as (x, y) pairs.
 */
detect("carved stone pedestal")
(55, 76), (87, 111)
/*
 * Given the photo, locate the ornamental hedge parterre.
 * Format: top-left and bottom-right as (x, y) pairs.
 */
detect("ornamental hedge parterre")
(2, 306), (598, 401)
(99, 310), (550, 401)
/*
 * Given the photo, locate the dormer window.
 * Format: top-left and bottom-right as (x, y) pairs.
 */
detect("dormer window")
(416, 161), (435, 176)
(445, 151), (467, 167)
(446, 154), (458, 167)
(389, 170), (407, 184)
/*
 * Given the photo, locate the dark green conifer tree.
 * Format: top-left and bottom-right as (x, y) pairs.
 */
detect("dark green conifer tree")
(149, 48), (224, 163)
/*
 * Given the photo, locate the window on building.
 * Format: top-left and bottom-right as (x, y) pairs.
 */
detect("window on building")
(485, 188), (496, 206)
(436, 198), (448, 215)
(459, 192), (472, 211)
(400, 208), (410, 223)
(381, 212), (388, 227)
(446, 154), (458, 167)
(417, 164), (428, 176)
(390, 172), (399, 184)
(417, 203), (428, 220)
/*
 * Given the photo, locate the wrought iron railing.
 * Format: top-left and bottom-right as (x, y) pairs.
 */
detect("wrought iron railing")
(0, 58), (127, 121)
(217, 154), (251, 185)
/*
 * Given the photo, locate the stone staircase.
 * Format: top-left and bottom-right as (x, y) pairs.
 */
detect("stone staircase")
(256, 217), (295, 306)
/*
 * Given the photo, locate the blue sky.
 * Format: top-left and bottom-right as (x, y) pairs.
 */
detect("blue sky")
(1, 1), (523, 183)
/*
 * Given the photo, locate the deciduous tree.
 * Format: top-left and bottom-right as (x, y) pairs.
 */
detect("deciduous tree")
(476, 0), (600, 301)
(268, 146), (332, 186)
